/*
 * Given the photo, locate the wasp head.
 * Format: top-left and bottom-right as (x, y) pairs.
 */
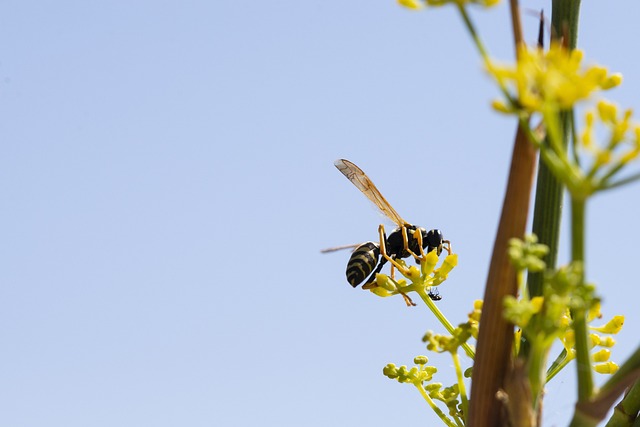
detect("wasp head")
(421, 228), (444, 255)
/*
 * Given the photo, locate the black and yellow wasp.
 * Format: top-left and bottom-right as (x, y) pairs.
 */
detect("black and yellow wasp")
(324, 159), (448, 302)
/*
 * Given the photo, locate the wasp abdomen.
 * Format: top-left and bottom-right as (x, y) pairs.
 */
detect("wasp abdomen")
(346, 242), (380, 288)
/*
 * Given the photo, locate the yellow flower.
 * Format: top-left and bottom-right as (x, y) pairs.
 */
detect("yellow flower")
(598, 336), (616, 348)
(398, 0), (424, 9)
(594, 361), (619, 374)
(489, 43), (622, 114)
(577, 102), (640, 184)
(590, 315), (624, 334)
(592, 349), (611, 363)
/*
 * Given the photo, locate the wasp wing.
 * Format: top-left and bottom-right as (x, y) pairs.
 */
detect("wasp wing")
(334, 159), (406, 227)
(320, 243), (362, 254)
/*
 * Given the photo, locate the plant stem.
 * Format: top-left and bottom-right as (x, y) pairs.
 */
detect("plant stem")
(416, 288), (475, 359)
(551, 0), (582, 47)
(600, 346), (640, 426)
(522, 0), (583, 413)
(467, 2), (538, 425)
(546, 348), (572, 382)
(414, 383), (458, 427)
(526, 0), (583, 298)
(525, 111), (569, 299)
(467, 124), (537, 427)
(527, 338), (549, 411)
(571, 197), (594, 401)
(451, 352), (469, 418)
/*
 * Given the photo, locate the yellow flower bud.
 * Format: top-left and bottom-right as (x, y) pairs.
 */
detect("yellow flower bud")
(591, 315), (624, 334)
(598, 336), (616, 347)
(442, 253), (458, 270)
(563, 330), (575, 348)
(370, 286), (393, 297)
(491, 100), (512, 114)
(594, 361), (619, 374)
(375, 274), (397, 292)
(598, 100), (618, 123)
(592, 349), (611, 363)
(603, 73), (623, 89)
(530, 296), (544, 313)
(587, 301), (602, 322)
(407, 265), (421, 280)
(398, 0), (424, 9)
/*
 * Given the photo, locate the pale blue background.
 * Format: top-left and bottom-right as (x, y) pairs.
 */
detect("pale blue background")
(1, 1), (639, 426)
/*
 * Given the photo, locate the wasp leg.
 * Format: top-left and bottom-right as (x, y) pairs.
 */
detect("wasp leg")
(443, 240), (452, 255)
(378, 225), (408, 273)
(400, 225), (424, 261)
(378, 224), (416, 307)
(413, 228), (426, 259)
(401, 293), (416, 307)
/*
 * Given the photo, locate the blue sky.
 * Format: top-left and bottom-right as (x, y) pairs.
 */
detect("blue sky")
(2, 1), (640, 426)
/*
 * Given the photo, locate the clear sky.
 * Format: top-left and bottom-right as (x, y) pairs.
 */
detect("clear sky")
(2, 1), (640, 426)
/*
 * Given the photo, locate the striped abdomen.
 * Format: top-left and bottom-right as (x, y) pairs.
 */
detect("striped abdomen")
(346, 242), (380, 288)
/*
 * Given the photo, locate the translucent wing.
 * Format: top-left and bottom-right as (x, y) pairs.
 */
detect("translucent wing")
(334, 159), (407, 227)
(320, 243), (361, 254)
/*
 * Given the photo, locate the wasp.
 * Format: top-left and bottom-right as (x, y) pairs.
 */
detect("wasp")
(326, 159), (449, 303)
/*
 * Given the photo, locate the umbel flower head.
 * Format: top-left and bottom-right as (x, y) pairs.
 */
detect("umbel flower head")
(489, 43), (622, 114)
(369, 248), (458, 306)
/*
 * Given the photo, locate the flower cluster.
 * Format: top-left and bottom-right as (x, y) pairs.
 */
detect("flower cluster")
(504, 236), (624, 378)
(381, 296), (482, 425)
(576, 101), (640, 192)
(383, 356), (437, 385)
(383, 356), (465, 422)
(423, 322), (476, 354)
(489, 43), (622, 115)
(368, 247), (458, 307)
(561, 311), (624, 374)
(508, 234), (548, 273)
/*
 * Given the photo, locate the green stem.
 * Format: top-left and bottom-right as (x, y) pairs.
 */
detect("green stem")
(525, 111), (569, 300)
(451, 352), (469, 418)
(571, 197), (585, 264)
(414, 383), (458, 427)
(546, 348), (573, 382)
(456, 5), (489, 63)
(526, 0), (583, 298)
(416, 288), (475, 360)
(528, 338), (549, 411)
(551, 0), (582, 48)
(456, 4), (513, 105)
(601, 171), (640, 191)
(523, 0), (583, 406)
(600, 345), (640, 426)
(604, 380), (640, 427)
(571, 197), (594, 401)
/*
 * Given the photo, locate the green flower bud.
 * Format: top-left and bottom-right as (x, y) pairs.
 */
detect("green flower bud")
(413, 355), (429, 365)
(383, 363), (399, 379)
